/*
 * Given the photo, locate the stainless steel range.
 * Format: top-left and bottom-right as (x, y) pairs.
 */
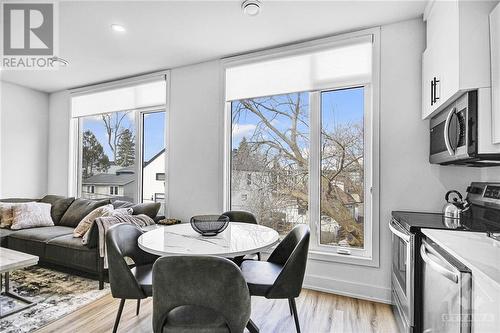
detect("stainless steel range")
(390, 182), (500, 333)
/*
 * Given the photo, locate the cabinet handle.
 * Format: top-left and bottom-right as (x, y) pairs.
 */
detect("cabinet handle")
(434, 77), (440, 103)
(431, 79), (435, 106)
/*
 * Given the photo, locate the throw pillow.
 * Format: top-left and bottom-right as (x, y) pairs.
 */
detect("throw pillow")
(111, 200), (135, 209)
(39, 195), (75, 224)
(130, 202), (161, 218)
(112, 207), (133, 216)
(10, 202), (54, 230)
(0, 202), (35, 228)
(0, 203), (15, 228)
(59, 198), (110, 228)
(73, 204), (114, 238)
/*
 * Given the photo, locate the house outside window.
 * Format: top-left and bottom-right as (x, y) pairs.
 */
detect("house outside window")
(224, 31), (379, 263)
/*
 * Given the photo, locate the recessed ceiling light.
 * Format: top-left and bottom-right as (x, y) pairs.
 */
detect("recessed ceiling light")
(111, 24), (126, 33)
(242, 0), (261, 17)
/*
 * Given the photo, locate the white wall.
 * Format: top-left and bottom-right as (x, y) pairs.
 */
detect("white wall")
(167, 61), (224, 220)
(47, 90), (71, 195)
(0, 81), (49, 198)
(45, 17), (500, 302)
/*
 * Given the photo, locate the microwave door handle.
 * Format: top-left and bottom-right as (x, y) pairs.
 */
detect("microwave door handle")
(389, 219), (410, 243)
(420, 243), (459, 283)
(444, 107), (456, 156)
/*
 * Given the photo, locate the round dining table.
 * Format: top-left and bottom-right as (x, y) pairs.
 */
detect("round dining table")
(138, 222), (280, 257)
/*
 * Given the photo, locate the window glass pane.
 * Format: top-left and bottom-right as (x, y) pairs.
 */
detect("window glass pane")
(320, 87), (364, 248)
(231, 92), (309, 237)
(81, 111), (136, 202)
(142, 111), (166, 215)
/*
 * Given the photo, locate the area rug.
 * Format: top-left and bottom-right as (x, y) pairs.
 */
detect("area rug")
(0, 266), (109, 333)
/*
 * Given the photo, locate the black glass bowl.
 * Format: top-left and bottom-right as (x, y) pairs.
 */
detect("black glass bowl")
(190, 214), (230, 236)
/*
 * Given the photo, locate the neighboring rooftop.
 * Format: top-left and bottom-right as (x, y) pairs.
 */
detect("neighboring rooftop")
(82, 173), (135, 186)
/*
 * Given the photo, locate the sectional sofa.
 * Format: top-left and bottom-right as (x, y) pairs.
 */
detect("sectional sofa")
(0, 195), (162, 289)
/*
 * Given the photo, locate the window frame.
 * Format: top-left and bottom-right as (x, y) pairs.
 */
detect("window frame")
(222, 28), (380, 267)
(137, 108), (168, 206)
(69, 74), (170, 217)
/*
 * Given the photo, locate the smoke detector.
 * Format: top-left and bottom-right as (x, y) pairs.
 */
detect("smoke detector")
(242, 0), (261, 16)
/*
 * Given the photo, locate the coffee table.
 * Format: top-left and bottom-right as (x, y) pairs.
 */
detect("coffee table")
(0, 247), (39, 318)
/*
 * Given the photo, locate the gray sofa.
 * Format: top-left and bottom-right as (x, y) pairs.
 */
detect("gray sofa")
(0, 195), (162, 289)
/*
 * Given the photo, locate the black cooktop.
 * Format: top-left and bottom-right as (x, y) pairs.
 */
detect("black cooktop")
(393, 182), (500, 234)
(392, 206), (500, 233)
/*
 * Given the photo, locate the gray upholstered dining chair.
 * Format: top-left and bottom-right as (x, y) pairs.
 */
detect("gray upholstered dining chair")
(106, 224), (159, 333)
(152, 255), (251, 333)
(222, 210), (261, 263)
(240, 224), (310, 333)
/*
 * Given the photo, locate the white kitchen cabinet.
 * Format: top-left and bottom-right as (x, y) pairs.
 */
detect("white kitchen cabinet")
(491, 3), (500, 144)
(472, 272), (500, 333)
(422, 0), (496, 119)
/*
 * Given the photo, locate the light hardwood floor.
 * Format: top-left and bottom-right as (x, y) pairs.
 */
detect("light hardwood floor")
(37, 289), (398, 333)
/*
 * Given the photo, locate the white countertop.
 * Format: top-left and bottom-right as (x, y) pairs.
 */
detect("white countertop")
(138, 222), (280, 257)
(422, 229), (500, 289)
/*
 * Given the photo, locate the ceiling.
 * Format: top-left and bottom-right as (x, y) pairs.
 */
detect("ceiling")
(1, 1), (427, 93)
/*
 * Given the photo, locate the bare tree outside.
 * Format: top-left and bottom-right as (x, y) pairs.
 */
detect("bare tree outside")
(101, 111), (135, 165)
(231, 88), (365, 248)
(320, 88), (364, 248)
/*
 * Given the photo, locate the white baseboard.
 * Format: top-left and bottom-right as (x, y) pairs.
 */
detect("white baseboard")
(303, 273), (392, 304)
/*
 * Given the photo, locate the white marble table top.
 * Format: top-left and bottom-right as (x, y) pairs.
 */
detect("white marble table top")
(138, 222), (280, 257)
(0, 247), (39, 274)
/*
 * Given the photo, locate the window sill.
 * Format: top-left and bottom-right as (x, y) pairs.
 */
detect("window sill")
(260, 243), (378, 268)
(307, 249), (379, 267)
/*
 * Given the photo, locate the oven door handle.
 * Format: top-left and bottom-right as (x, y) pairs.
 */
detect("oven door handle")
(420, 242), (459, 284)
(389, 219), (410, 243)
(444, 107), (456, 156)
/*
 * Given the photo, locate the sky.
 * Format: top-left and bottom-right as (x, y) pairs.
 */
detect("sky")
(82, 111), (165, 163)
(231, 86), (364, 149)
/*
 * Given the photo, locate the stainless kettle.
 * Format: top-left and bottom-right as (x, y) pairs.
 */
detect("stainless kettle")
(443, 190), (470, 220)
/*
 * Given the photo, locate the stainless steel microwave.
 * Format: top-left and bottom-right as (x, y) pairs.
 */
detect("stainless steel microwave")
(430, 88), (500, 166)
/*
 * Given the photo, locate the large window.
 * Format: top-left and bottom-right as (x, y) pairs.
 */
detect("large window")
(225, 33), (378, 261)
(71, 77), (167, 211)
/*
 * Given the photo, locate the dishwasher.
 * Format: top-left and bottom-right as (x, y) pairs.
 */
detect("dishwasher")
(420, 238), (472, 333)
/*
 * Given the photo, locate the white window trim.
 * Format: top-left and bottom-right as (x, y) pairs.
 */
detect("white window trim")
(68, 72), (171, 217)
(222, 27), (380, 267)
(136, 107), (169, 209)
